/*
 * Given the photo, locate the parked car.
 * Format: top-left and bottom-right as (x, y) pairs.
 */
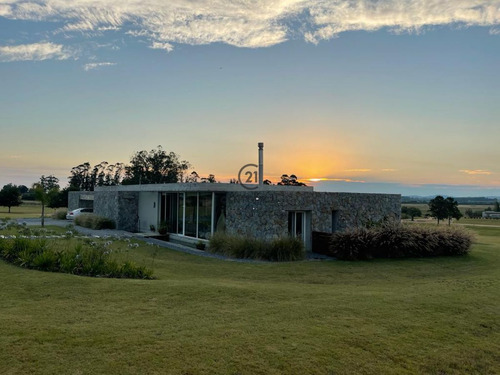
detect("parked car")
(66, 208), (93, 220)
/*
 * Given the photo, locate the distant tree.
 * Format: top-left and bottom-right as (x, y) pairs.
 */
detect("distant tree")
(229, 178), (238, 184)
(18, 185), (29, 194)
(445, 197), (462, 225)
(401, 206), (422, 221)
(0, 184), (22, 213)
(263, 179), (273, 185)
(495, 200), (500, 212)
(185, 171), (200, 183)
(201, 174), (217, 183)
(428, 196), (448, 225)
(122, 146), (190, 185)
(277, 174), (307, 186)
(428, 196), (462, 225)
(69, 161), (124, 191)
(32, 175), (60, 227)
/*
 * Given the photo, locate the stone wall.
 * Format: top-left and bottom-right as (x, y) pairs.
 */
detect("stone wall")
(226, 191), (401, 240)
(94, 191), (139, 232)
(68, 192), (94, 210)
(69, 191), (139, 232)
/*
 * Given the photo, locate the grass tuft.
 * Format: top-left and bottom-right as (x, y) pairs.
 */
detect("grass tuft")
(208, 233), (305, 261)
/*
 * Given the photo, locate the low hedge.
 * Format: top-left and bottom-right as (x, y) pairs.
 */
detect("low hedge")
(75, 214), (116, 230)
(209, 233), (305, 261)
(328, 224), (474, 260)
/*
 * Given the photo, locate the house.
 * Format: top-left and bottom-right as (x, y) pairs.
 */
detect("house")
(68, 183), (400, 251)
(68, 143), (400, 251)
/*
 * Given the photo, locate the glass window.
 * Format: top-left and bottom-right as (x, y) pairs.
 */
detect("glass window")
(177, 193), (184, 235)
(185, 193), (198, 237)
(198, 193), (212, 239)
(214, 193), (227, 233)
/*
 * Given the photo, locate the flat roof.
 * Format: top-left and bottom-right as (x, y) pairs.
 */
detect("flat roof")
(94, 183), (314, 193)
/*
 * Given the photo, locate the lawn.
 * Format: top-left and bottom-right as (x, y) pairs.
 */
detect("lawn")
(0, 225), (499, 374)
(0, 201), (62, 219)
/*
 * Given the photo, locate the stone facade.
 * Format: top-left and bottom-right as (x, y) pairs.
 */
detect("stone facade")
(226, 191), (401, 239)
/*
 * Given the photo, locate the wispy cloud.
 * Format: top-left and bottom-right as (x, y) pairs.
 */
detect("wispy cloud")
(459, 169), (493, 175)
(381, 169), (397, 172)
(345, 168), (372, 172)
(0, 42), (76, 62)
(0, 1), (498, 56)
(307, 177), (366, 183)
(83, 62), (117, 71)
(150, 42), (174, 52)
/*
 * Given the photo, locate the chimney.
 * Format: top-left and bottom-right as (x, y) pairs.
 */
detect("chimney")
(258, 142), (264, 186)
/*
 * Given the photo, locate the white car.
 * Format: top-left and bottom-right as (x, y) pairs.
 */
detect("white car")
(66, 208), (93, 220)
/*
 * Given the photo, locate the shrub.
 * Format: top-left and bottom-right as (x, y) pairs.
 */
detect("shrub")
(208, 233), (305, 261)
(0, 238), (153, 279)
(75, 214), (116, 230)
(329, 223), (474, 260)
(52, 208), (68, 220)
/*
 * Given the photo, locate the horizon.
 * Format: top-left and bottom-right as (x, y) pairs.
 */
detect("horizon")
(1, 1), (499, 197)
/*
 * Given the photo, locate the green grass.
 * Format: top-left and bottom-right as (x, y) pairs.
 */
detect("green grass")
(0, 201), (63, 219)
(0, 226), (499, 374)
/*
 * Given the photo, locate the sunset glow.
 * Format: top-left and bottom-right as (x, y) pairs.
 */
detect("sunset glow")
(0, 1), (499, 195)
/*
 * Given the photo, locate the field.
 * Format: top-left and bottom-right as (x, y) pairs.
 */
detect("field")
(0, 201), (60, 219)
(0, 224), (499, 374)
(403, 203), (492, 216)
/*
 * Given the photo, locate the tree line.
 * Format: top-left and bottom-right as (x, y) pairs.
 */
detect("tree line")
(1, 145), (311, 214)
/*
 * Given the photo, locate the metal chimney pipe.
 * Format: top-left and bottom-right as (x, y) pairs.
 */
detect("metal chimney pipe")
(258, 142), (264, 186)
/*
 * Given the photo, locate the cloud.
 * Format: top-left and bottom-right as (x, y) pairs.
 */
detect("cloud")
(83, 62), (117, 71)
(0, 42), (76, 62)
(0, 0), (498, 54)
(150, 42), (174, 52)
(459, 169), (493, 175)
(381, 169), (397, 172)
(307, 177), (366, 183)
(345, 168), (372, 172)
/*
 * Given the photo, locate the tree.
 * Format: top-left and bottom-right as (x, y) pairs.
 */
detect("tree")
(445, 197), (462, 225)
(32, 175), (60, 227)
(495, 200), (500, 212)
(0, 184), (22, 213)
(277, 174), (307, 186)
(122, 146), (190, 185)
(69, 161), (124, 191)
(18, 185), (29, 194)
(201, 174), (217, 183)
(428, 196), (448, 225)
(428, 196), (462, 225)
(401, 206), (422, 221)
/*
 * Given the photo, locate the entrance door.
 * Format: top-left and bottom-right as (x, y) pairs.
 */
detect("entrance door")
(288, 211), (311, 249)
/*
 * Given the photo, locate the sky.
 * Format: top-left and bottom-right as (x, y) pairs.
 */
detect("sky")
(0, 1), (499, 196)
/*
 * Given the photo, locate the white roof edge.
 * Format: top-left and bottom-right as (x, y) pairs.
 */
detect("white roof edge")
(94, 183), (315, 193)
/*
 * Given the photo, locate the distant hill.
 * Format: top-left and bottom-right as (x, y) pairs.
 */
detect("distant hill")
(402, 196), (499, 205)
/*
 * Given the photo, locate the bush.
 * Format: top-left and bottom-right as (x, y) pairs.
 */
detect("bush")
(51, 208), (68, 220)
(75, 214), (116, 230)
(328, 224), (474, 260)
(208, 233), (305, 261)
